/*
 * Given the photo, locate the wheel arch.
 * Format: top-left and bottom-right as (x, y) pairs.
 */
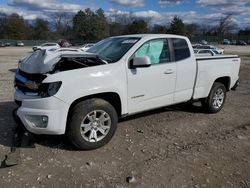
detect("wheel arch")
(214, 76), (231, 91)
(67, 92), (122, 120)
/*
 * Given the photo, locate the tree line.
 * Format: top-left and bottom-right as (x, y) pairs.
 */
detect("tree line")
(0, 8), (249, 43)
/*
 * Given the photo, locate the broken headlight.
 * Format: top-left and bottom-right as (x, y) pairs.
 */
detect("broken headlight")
(40, 81), (62, 98)
(25, 81), (40, 90)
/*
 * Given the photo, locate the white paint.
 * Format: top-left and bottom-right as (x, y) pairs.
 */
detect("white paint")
(15, 34), (241, 135)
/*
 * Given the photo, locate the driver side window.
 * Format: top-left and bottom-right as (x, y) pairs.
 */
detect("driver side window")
(134, 39), (170, 65)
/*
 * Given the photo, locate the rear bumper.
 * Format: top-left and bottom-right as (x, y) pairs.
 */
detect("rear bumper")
(231, 79), (239, 91)
(14, 89), (69, 135)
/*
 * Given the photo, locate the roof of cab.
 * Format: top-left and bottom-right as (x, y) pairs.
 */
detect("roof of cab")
(111, 34), (188, 39)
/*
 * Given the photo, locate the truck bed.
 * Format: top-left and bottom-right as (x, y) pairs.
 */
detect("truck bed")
(193, 54), (240, 100)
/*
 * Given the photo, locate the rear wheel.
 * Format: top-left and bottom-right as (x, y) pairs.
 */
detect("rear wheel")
(67, 98), (118, 150)
(201, 82), (227, 113)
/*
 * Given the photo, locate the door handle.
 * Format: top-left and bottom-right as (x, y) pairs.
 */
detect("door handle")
(164, 69), (174, 74)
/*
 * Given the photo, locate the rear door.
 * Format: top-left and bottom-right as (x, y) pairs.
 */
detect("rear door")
(127, 38), (177, 114)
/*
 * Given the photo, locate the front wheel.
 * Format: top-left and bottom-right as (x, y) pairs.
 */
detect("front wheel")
(67, 98), (118, 150)
(201, 82), (227, 113)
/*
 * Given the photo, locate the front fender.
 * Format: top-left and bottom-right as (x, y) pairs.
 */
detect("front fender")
(43, 62), (128, 114)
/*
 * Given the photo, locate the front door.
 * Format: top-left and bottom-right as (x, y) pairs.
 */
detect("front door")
(127, 38), (177, 114)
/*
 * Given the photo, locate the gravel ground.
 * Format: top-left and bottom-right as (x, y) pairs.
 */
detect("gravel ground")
(0, 46), (249, 188)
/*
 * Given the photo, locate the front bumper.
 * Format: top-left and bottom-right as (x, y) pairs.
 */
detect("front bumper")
(15, 89), (69, 135)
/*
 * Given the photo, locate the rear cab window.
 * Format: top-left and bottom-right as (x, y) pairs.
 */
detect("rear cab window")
(171, 38), (190, 61)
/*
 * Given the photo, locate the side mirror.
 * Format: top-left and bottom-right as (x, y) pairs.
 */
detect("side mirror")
(130, 56), (151, 69)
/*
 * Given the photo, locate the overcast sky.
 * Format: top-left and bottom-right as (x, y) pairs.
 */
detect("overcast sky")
(0, 0), (250, 28)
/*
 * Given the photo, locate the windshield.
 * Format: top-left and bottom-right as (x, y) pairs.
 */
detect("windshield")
(87, 37), (140, 63)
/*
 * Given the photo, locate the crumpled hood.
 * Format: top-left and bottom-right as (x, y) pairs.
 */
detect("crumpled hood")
(19, 49), (94, 74)
(19, 50), (47, 74)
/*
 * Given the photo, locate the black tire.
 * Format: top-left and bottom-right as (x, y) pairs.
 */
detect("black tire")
(201, 82), (227, 113)
(67, 98), (118, 150)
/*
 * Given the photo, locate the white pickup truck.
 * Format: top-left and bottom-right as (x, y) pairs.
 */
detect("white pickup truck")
(14, 34), (240, 150)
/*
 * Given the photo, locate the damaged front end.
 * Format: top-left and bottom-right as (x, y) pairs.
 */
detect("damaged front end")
(15, 49), (108, 99)
(13, 48), (108, 136)
(15, 70), (62, 99)
(15, 69), (47, 96)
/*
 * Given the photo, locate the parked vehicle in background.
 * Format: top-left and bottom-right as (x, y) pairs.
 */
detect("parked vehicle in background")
(14, 34), (240, 150)
(231, 40), (237, 45)
(237, 40), (247, 45)
(33, 43), (60, 51)
(200, 40), (208, 45)
(5, 42), (11, 46)
(194, 49), (219, 56)
(247, 40), (250, 45)
(0, 41), (5, 47)
(16, 41), (24, 47)
(80, 43), (95, 51)
(47, 48), (82, 54)
(197, 45), (224, 54)
(58, 39), (71, 48)
(222, 39), (231, 45)
(192, 44), (202, 49)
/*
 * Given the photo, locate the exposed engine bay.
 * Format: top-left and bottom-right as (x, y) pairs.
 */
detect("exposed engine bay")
(15, 49), (108, 96)
(52, 56), (106, 72)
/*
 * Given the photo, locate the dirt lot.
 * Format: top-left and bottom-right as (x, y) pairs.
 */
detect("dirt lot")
(0, 46), (249, 188)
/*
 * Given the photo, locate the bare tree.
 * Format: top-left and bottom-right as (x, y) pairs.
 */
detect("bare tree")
(217, 14), (238, 35)
(50, 12), (73, 38)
